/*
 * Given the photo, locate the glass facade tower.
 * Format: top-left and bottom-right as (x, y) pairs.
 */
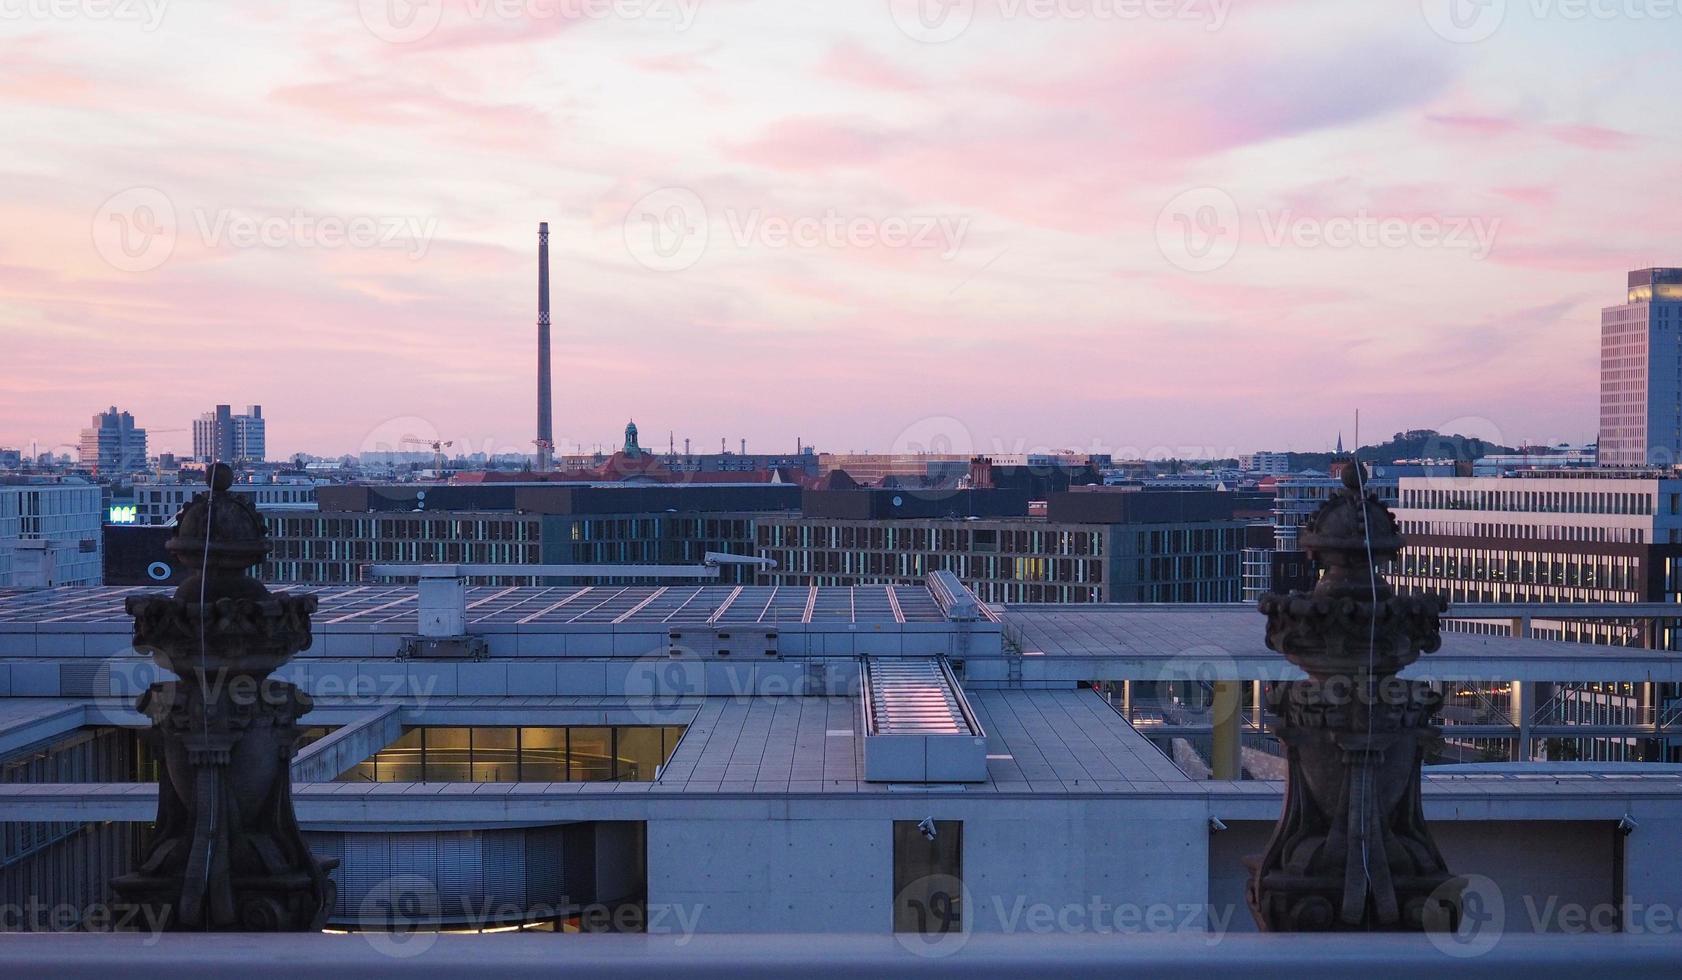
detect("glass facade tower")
(1600, 268), (1682, 466)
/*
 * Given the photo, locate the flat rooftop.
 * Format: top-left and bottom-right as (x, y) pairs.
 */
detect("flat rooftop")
(1002, 604), (1682, 682)
(0, 585), (962, 627)
(0, 689), (1188, 801)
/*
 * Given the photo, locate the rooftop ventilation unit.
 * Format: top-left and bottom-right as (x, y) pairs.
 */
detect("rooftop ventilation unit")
(861, 657), (987, 782)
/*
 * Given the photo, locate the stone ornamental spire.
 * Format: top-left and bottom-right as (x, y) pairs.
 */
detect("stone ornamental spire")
(113, 463), (336, 930)
(1248, 463), (1463, 931)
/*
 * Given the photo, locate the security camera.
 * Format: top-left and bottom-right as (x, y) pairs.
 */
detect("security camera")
(1618, 814), (1638, 836)
(1209, 817), (1228, 833)
(917, 817), (938, 841)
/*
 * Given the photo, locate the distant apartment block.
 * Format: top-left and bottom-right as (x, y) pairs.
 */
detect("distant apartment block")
(131, 480), (319, 526)
(1238, 451), (1290, 475)
(0, 478), (103, 586)
(77, 406), (147, 477)
(1600, 268), (1682, 466)
(1269, 472), (1341, 551)
(193, 404), (265, 463)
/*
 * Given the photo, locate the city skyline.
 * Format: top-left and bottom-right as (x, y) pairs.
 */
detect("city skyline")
(5, 3), (1674, 457)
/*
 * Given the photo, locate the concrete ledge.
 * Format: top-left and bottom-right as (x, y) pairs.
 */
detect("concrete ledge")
(0, 932), (1676, 978)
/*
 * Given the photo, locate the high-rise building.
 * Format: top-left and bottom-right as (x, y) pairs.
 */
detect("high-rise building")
(1599, 268), (1682, 466)
(77, 406), (147, 476)
(192, 404), (265, 463)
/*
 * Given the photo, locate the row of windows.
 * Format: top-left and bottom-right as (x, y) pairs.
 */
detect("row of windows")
(1395, 547), (1643, 591)
(778, 573), (1103, 604)
(762, 549), (1104, 584)
(760, 523), (1106, 556)
(275, 517), (538, 541)
(1401, 520), (1651, 544)
(340, 726), (686, 784)
(572, 517), (753, 542)
(1398, 487), (1660, 516)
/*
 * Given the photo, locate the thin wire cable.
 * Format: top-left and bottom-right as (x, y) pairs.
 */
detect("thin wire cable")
(195, 462), (217, 928)
(1355, 457), (1381, 904)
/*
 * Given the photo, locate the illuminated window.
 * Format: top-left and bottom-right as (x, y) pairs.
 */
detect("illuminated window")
(339, 726), (686, 783)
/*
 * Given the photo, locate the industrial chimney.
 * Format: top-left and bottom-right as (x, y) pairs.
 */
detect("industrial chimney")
(535, 222), (553, 472)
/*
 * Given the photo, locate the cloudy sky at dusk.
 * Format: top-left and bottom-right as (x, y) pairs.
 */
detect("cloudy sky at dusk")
(2, 0), (1677, 461)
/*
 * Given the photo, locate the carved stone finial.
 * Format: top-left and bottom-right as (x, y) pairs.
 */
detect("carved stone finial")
(1247, 463), (1462, 932)
(113, 468), (335, 931)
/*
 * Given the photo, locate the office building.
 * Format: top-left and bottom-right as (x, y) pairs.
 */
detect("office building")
(105, 482), (800, 586)
(1391, 471), (1682, 762)
(758, 488), (1264, 603)
(76, 407), (147, 477)
(192, 404), (265, 464)
(1391, 471), (1682, 642)
(0, 478), (103, 587)
(129, 480), (319, 526)
(1599, 268), (1682, 466)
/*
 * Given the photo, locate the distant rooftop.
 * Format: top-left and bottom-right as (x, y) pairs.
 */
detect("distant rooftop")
(0, 584), (962, 627)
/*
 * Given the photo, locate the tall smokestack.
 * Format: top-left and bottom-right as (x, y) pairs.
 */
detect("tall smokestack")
(535, 222), (553, 472)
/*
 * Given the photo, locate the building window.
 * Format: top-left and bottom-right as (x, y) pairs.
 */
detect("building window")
(892, 820), (963, 936)
(338, 725), (686, 783)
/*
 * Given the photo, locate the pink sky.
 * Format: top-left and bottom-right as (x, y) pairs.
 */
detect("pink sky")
(2, 1), (1677, 460)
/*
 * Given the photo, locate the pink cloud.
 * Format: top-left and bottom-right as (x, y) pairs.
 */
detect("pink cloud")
(819, 42), (928, 92)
